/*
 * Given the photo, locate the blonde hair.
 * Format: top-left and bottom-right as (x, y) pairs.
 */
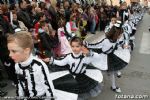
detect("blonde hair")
(7, 31), (34, 51)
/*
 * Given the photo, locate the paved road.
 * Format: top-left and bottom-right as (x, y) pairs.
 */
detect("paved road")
(1, 13), (150, 100)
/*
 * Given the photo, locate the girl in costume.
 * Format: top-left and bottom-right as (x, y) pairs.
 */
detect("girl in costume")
(85, 22), (130, 93)
(104, 16), (117, 33)
(44, 37), (104, 100)
(57, 18), (72, 56)
(65, 14), (80, 39)
(122, 12), (134, 51)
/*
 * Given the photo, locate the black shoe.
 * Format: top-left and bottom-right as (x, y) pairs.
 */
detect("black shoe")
(0, 83), (7, 88)
(91, 32), (95, 34)
(0, 90), (7, 97)
(111, 87), (122, 93)
(116, 71), (122, 78)
(117, 75), (121, 78)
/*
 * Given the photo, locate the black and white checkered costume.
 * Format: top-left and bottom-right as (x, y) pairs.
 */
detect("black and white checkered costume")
(86, 35), (130, 72)
(49, 52), (103, 99)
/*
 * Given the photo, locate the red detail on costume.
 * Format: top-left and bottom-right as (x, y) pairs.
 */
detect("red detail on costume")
(60, 31), (65, 36)
(70, 22), (77, 31)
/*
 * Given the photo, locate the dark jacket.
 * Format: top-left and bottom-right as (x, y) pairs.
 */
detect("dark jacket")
(39, 32), (59, 50)
(17, 9), (33, 29)
(0, 15), (13, 57)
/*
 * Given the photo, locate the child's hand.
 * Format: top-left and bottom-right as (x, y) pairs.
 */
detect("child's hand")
(123, 44), (129, 49)
(42, 58), (50, 62)
(82, 46), (89, 56)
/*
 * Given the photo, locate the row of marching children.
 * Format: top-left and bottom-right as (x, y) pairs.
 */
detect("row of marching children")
(41, 2), (144, 100)
(6, 2), (145, 100)
(95, 1), (144, 94)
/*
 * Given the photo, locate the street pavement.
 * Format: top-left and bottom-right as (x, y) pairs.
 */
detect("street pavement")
(1, 13), (150, 100)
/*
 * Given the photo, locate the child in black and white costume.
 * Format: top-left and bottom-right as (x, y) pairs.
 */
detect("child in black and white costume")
(7, 31), (55, 100)
(122, 12), (135, 51)
(85, 22), (131, 93)
(44, 37), (105, 100)
(104, 16), (117, 33)
(128, 10), (137, 36)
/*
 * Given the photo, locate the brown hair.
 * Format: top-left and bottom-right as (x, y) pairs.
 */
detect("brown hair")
(1, 4), (8, 14)
(39, 21), (46, 28)
(70, 13), (76, 21)
(63, 1), (70, 9)
(11, 10), (17, 15)
(7, 31), (34, 51)
(70, 37), (83, 46)
(58, 18), (65, 28)
(106, 26), (123, 42)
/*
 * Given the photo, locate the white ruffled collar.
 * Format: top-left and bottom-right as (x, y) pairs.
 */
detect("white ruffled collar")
(71, 52), (83, 59)
(19, 54), (33, 67)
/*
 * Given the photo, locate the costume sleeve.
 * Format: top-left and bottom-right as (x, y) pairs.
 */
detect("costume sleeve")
(87, 51), (100, 61)
(40, 61), (55, 98)
(104, 25), (110, 33)
(88, 51), (108, 70)
(87, 39), (113, 53)
(50, 55), (69, 66)
(122, 25), (130, 45)
(127, 24), (132, 35)
(101, 39), (114, 53)
(104, 23), (113, 33)
(66, 22), (72, 34)
(32, 60), (55, 98)
(86, 38), (105, 49)
(16, 82), (24, 97)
